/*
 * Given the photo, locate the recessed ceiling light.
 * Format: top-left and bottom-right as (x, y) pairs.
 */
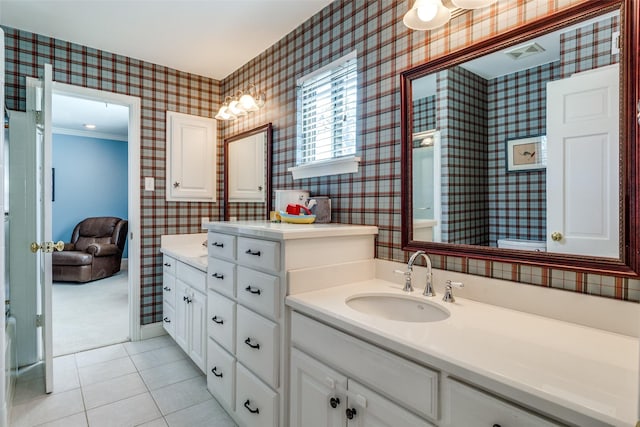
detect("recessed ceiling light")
(83, 124), (96, 129)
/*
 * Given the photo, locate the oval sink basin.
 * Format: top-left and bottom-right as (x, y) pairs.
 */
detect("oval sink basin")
(345, 293), (450, 323)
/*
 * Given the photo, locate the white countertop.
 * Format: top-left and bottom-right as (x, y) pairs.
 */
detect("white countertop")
(203, 220), (378, 240)
(160, 233), (208, 271)
(286, 279), (638, 426)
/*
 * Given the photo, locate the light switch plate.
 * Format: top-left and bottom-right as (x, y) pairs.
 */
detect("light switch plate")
(144, 177), (155, 191)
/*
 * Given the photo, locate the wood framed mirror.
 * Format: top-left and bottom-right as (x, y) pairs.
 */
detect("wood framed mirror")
(224, 123), (272, 221)
(400, 0), (639, 277)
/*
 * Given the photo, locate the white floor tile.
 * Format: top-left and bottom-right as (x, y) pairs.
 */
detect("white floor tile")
(86, 392), (161, 427)
(75, 343), (128, 368)
(82, 372), (148, 410)
(52, 354), (77, 371)
(164, 399), (236, 427)
(53, 358), (80, 394)
(10, 388), (85, 427)
(78, 356), (137, 386)
(151, 376), (212, 415)
(136, 418), (169, 427)
(34, 412), (88, 427)
(139, 359), (201, 391)
(124, 336), (174, 356)
(130, 345), (186, 371)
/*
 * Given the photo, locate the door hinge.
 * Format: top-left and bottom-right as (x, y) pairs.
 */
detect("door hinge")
(35, 314), (43, 327)
(35, 111), (44, 126)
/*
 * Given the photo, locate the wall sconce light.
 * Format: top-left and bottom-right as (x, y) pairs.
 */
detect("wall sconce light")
(215, 85), (266, 121)
(403, 0), (497, 31)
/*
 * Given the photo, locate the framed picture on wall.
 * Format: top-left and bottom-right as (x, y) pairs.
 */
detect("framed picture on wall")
(506, 136), (547, 172)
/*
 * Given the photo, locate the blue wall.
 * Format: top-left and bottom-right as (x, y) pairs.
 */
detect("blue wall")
(52, 134), (128, 258)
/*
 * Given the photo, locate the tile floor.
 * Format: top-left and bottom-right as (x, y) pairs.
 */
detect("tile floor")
(10, 336), (237, 427)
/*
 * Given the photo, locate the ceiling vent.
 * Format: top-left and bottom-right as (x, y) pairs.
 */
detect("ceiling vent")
(504, 42), (546, 60)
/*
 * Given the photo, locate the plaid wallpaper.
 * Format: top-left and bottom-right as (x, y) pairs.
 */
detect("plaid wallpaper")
(487, 61), (558, 246)
(560, 15), (620, 77)
(3, 0), (637, 327)
(3, 28), (223, 324)
(413, 95), (436, 134)
(439, 66), (489, 245)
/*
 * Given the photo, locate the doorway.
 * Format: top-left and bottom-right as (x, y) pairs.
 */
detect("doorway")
(51, 93), (131, 356)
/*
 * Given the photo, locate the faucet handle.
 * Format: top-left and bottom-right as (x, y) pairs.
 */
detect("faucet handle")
(393, 270), (414, 292)
(446, 280), (464, 288)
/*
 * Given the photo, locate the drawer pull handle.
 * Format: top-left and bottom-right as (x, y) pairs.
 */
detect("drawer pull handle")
(164, 263), (171, 267)
(211, 367), (223, 377)
(212, 273), (224, 280)
(245, 249), (261, 256)
(163, 317), (170, 323)
(493, 425), (501, 427)
(212, 242), (224, 248)
(244, 337), (260, 349)
(329, 397), (340, 409)
(211, 316), (224, 325)
(163, 286), (171, 291)
(245, 286), (261, 295)
(243, 399), (260, 414)
(346, 408), (357, 420)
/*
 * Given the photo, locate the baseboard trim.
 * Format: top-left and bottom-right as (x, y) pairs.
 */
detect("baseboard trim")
(139, 322), (166, 341)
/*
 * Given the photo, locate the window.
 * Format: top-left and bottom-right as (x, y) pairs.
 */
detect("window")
(289, 51), (359, 179)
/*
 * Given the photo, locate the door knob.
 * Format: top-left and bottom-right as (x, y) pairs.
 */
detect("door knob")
(551, 232), (563, 242)
(31, 241), (64, 253)
(173, 181), (180, 188)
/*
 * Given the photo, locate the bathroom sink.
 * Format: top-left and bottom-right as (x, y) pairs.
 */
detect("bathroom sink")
(345, 293), (450, 323)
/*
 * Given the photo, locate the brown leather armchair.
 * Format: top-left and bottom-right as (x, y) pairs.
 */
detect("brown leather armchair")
(52, 217), (128, 283)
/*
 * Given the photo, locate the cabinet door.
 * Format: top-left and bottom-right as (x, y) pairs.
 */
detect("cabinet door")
(174, 280), (190, 352)
(165, 111), (216, 202)
(345, 380), (433, 427)
(290, 348), (347, 427)
(188, 289), (207, 372)
(228, 131), (265, 202)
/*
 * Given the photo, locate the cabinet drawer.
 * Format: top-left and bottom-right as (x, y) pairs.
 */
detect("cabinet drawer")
(237, 267), (280, 320)
(162, 272), (176, 308)
(236, 363), (278, 427)
(291, 312), (438, 421)
(162, 255), (176, 275)
(445, 379), (562, 427)
(162, 302), (175, 339)
(176, 261), (206, 294)
(208, 232), (236, 261)
(207, 258), (236, 298)
(207, 291), (236, 353)
(236, 305), (279, 388)
(237, 237), (280, 273)
(207, 338), (235, 411)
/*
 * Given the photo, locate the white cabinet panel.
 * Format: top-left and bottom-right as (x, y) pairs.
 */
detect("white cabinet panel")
(162, 302), (175, 339)
(208, 232), (236, 261)
(237, 266), (279, 319)
(236, 305), (279, 388)
(444, 379), (562, 427)
(207, 338), (235, 411)
(207, 258), (236, 298)
(236, 363), (278, 427)
(237, 237), (280, 273)
(188, 289), (206, 372)
(207, 290), (236, 353)
(166, 111), (216, 202)
(175, 280), (190, 351)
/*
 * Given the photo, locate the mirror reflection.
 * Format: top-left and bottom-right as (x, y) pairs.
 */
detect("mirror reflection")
(224, 123), (272, 221)
(410, 9), (620, 258)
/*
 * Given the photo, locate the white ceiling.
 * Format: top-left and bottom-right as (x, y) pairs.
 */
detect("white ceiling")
(0, 0), (335, 80)
(2, 0), (335, 139)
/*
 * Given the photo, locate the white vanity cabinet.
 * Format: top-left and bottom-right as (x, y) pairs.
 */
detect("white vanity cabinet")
(291, 311), (568, 427)
(162, 254), (207, 372)
(204, 222), (378, 427)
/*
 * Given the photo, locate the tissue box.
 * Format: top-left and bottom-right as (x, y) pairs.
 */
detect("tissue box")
(309, 197), (331, 223)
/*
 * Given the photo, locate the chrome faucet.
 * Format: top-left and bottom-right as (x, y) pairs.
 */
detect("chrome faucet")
(409, 250), (435, 297)
(442, 280), (464, 303)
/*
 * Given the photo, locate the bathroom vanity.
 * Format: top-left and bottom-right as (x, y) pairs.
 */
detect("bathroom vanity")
(202, 221), (378, 427)
(286, 271), (637, 427)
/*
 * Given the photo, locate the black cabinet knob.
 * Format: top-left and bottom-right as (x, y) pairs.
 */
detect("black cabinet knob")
(346, 408), (357, 420)
(163, 317), (170, 323)
(329, 397), (340, 409)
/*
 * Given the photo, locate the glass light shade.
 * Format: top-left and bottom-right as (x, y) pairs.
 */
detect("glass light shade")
(403, 0), (451, 31)
(239, 93), (259, 112)
(228, 100), (247, 116)
(450, 0), (497, 9)
(214, 106), (235, 121)
(416, 0), (438, 22)
(254, 92), (266, 109)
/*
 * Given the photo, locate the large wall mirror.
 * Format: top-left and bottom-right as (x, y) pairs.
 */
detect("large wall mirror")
(224, 123), (272, 221)
(401, 0), (639, 276)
